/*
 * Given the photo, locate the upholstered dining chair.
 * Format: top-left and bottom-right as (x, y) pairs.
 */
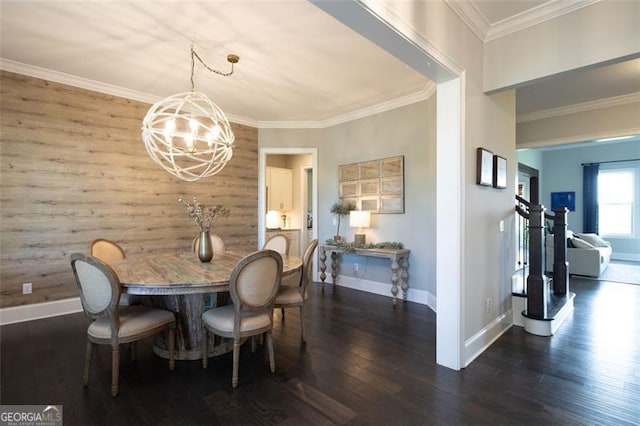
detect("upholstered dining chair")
(89, 238), (125, 265)
(89, 238), (138, 306)
(191, 233), (226, 255)
(274, 239), (318, 343)
(201, 249), (283, 388)
(263, 234), (289, 256)
(70, 253), (176, 397)
(263, 233), (292, 316)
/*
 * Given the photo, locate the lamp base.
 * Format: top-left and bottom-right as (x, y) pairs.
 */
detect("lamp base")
(354, 234), (366, 245)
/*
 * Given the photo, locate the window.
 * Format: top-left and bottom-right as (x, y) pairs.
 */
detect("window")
(598, 169), (635, 236)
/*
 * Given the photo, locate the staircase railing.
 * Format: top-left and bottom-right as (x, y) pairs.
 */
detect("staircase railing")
(515, 195), (530, 294)
(514, 176), (569, 319)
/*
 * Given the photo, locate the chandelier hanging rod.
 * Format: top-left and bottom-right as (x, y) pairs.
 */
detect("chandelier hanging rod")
(190, 46), (239, 91)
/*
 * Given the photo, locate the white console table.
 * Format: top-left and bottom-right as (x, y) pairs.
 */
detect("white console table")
(318, 244), (410, 304)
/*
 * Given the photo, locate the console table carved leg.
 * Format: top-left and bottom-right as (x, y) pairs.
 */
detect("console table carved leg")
(400, 256), (410, 301)
(330, 252), (339, 286)
(319, 247), (327, 291)
(390, 256), (400, 305)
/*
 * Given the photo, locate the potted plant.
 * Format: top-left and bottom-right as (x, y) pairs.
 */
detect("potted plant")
(330, 201), (356, 241)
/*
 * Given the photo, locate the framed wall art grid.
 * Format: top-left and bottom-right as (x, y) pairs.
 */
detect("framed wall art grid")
(339, 156), (404, 213)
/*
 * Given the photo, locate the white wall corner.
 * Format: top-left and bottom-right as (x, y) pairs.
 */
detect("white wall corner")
(464, 311), (513, 367)
(0, 297), (83, 326)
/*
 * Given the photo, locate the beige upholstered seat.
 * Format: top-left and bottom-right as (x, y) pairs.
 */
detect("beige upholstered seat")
(263, 234), (289, 256)
(70, 253), (176, 397)
(274, 239), (318, 343)
(89, 238), (138, 306)
(192, 233), (226, 255)
(201, 249), (283, 388)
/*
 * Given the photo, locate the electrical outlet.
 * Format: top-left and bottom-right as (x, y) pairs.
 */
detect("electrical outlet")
(22, 283), (32, 295)
(485, 298), (492, 312)
(353, 263), (359, 272)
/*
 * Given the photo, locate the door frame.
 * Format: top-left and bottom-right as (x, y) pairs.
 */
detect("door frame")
(258, 147), (318, 255)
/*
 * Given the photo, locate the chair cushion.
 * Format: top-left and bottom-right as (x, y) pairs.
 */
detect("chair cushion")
(88, 306), (174, 340)
(275, 286), (303, 305)
(202, 304), (271, 334)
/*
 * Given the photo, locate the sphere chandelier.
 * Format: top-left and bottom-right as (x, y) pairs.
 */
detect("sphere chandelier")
(141, 47), (239, 181)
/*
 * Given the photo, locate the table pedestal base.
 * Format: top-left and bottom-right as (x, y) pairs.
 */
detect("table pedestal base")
(142, 293), (232, 361)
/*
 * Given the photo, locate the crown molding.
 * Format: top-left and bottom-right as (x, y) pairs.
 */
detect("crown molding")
(443, 0), (488, 41)
(0, 58), (161, 105)
(446, 0), (601, 42)
(517, 92), (640, 123)
(485, 0), (601, 42)
(259, 81), (437, 129)
(2, 58), (434, 130)
(517, 126), (640, 149)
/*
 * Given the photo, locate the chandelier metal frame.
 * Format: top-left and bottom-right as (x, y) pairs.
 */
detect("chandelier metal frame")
(141, 47), (239, 181)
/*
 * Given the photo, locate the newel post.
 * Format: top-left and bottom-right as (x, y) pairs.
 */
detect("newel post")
(526, 203), (547, 318)
(553, 208), (569, 296)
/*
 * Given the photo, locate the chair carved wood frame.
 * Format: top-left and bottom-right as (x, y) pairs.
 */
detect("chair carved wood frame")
(70, 253), (175, 396)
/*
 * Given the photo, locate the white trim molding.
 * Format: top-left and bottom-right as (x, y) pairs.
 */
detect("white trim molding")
(446, 0), (601, 42)
(0, 297), (83, 326)
(1, 58), (434, 131)
(260, 82), (436, 129)
(323, 275), (436, 313)
(464, 311), (513, 367)
(523, 297), (574, 337)
(517, 92), (640, 123)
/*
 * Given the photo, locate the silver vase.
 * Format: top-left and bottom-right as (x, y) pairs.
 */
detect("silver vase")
(198, 230), (213, 262)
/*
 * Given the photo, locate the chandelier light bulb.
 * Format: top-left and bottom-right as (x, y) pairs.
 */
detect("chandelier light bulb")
(206, 125), (221, 146)
(184, 133), (194, 150)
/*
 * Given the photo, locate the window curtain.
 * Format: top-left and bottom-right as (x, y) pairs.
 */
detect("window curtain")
(583, 163), (599, 233)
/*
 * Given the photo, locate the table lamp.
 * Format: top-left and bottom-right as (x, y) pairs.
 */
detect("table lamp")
(266, 210), (281, 229)
(350, 210), (371, 245)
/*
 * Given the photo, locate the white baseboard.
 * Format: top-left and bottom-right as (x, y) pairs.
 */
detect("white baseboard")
(0, 297), (83, 326)
(464, 310), (513, 367)
(611, 252), (640, 262)
(319, 275), (436, 313)
(512, 294), (527, 327)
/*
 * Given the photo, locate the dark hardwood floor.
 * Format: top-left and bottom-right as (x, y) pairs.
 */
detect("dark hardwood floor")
(2, 277), (639, 425)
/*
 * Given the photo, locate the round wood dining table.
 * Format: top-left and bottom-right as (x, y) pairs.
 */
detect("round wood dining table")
(111, 251), (302, 360)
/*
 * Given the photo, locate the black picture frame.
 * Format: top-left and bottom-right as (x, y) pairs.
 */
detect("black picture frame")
(476, 148), (493, 186)
(493, 155), (507, 189)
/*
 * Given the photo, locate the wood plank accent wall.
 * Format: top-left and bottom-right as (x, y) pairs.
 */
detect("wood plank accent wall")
(0, 71), (258, 308)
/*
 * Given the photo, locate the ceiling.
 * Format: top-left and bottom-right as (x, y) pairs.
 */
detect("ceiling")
(1, 0), (638, 131)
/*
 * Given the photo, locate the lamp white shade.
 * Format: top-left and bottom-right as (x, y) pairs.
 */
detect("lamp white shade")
(266, 210), (281, 229)
(349, 210), (371, 228)
(350, 210), (371, 244)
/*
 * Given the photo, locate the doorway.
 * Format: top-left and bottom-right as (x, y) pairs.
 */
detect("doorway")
(258, 148), (318, 267)
(515, 163), (540, 278)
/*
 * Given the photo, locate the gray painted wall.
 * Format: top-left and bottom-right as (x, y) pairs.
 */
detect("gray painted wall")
(259, 98), (437, 303)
